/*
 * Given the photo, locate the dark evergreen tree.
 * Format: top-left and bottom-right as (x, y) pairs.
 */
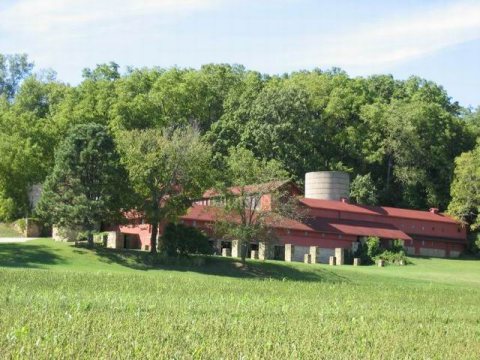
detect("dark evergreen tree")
(37, 123), (130, 246)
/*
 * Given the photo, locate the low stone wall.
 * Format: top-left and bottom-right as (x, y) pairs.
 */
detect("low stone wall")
(105, 231), (124, 249)
(258, 242), (274, 260)
(285, 244), (295, 262)
(285, 244), (335, 264)
(52, 226), (82, 242)
(335, 248), (345, 265)
(231, 240), (240, 258)
(222, 248), (231, 257)
(309, 246), (320, 264)
(14, 218), (42, 237)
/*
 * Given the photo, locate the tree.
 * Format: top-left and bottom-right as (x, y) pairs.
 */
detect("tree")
(0, 133), (42, 220)
(350, 173), (378, 205)
(160, 223), (213, 257)
(207, 79), (320, 180)
(36, 123), (130, 246)
(82, 62), (120, 81)
(212, 147), (302, 263)
(448, 145), (480, 229)
(0, 57), (476, 221)
(0, 75), (70, 220)
(0, 53), (34, 100)
(116, 127), (213, 253)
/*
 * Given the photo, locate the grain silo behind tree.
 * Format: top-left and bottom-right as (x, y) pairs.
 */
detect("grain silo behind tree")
(304, 171), (350, 201)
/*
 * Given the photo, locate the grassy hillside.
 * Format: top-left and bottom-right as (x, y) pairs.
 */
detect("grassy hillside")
(1, 240), (479, 359)
(0, 222), (22, 237)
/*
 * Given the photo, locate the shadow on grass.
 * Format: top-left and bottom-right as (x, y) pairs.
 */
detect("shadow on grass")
(407, 254), (480, 264)
(0, 243), (65, 268)
(92, 246), (348, 283)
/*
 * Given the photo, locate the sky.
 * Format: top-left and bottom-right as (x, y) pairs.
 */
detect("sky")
(0, 0), (479, 107)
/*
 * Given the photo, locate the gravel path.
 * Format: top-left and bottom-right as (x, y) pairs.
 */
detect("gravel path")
(0, 238), (38, 243)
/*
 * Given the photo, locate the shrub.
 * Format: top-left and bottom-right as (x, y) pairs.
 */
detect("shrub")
(353, 242), (370, 264)
(366, 236), (381, 258)
(0, 195), (16, 222)
(467, 232), (480, 254)
(375, 249), (407, 265)
(391, 239), (405, 253)
(14, 218), (27, 233)
(354, 236), (407, 265)
(160, 223), (213, 257)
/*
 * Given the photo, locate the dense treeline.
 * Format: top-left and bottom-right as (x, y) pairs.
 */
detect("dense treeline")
(0, 54), (479, 221)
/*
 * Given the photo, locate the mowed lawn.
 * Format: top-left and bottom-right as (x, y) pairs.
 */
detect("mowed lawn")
(0, 240), (479, 359)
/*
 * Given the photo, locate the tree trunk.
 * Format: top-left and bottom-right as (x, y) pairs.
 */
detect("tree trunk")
(240, 242), (248, 264)
(150, 222), (158, 254)
(86, 232), (93, 248)
(150, 196), (160, 254)
(386, 155), (393, 193)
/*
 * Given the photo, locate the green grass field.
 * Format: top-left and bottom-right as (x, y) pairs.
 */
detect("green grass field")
(0, 239), (479, 359)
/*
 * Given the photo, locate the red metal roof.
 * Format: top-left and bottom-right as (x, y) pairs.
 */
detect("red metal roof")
(306, 218), (412, 240)
(182, 205), (412, 240)
(182, 204), (218, 222)
(300, 198), (458, 224)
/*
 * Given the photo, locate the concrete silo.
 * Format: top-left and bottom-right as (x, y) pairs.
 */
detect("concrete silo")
(304, 171), (350, 201)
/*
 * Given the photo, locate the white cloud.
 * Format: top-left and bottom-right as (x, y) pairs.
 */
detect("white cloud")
(301, 1), (480, 70)
(1, 0), (479, 84)
(0, 0), (219, 33)
(0, 0), (222, 82)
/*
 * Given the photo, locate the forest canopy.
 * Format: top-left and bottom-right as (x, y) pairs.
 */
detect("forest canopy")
(0, 54), (479, 221)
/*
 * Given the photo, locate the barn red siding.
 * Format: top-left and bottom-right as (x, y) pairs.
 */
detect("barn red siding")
(112, 188), (467, 257)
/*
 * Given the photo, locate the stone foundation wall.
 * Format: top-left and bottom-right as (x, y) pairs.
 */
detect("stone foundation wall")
(292, 245), (309, 262)
(449, 250), (460, 258)
(405, 246), (415, 255)
(419, 247), (446, 257)
(286, 245), (335, 264)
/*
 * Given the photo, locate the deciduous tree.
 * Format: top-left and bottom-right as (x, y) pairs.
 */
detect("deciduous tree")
(117, 127), (213, 253)
(350, 173), (378, 205)
(448, 145), (480, 229)
(212, 147), (303, 263)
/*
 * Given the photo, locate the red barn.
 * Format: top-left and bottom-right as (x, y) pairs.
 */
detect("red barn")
(114, 171), (467, 260)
